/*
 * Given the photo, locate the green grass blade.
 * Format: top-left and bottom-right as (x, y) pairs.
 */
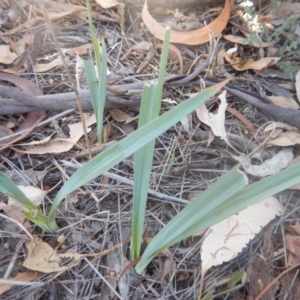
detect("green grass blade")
(200, 271), (247, 299)
(135, 166), (248, 274)
(47, 81), (227, 231)
(86, 0), (101, 68)
(131, 28), (171, 260)
(86, 0), (102, 77)
(200, 160), (300, 230)
(97, 39), (107, 141)
(24, 212), (53, 233)
(156, 26), (170, 94)
(135, 161), (300, 274)
(0, 172), (38, 211)
(227, 270), (247, 289)
(0, 172), (55, 232)
(85, 0), (106, 141)
(131, 86), (159, 260)
(84, 59), (100, 113)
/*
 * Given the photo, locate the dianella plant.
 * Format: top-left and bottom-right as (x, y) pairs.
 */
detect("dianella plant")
(0, 21), (300, 276)
(84, 0), (107, 142)
(130, 28), (170, 260)
(0, 28), (226, 233)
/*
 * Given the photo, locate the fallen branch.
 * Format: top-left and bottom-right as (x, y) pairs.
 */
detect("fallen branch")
(205, 78), (300, 130)
(0, 86), (141, 114)
(1, 78), (300, 131)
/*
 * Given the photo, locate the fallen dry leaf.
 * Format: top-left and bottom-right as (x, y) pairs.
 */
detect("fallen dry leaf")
(8, 185), (44, 208)
(0, 203), (30, 229)
(23, 236), (130, 273)
(109, 109), (138, 124)
(224, 54), (280, 71)
(0, 45), (17, 64)
(95, 0), (119, 9)
(287, 222), (300, 235)
(131, 41), (152, 51)
(34, 2), (86, 20)
(264, 122), (298, 140)
(267, 130), (300, 146)
(0, 185), (44, 229)
(66, 43), (92, 55)
(23, 237), (79, 273)
(0, 125), (14, 143)
(0, 71), (43, 97)
(0, 271), (43, 295)
(235, 148), (294, 177)
(285, 234), (300, 257)
(180, 115), (192, 134)
(120, 41), (153, 62)
(18, 134), (54, 146)
(265, 122), (297, 132)
(196, 90), (227, 140)
(142, 0), (230, 45)
(216, 48), (226, 73)
(1, 2), (86, 38)
(224, 47), (280, 71)
(19, 114), (96, 154)
(224, 34), (269, 48)
(0, 73), (45, 150)
(34, 58), (63, 72)
(201, 197), (282, 271)
(7, 38), (26, 56)
(268, 96), (299, 109)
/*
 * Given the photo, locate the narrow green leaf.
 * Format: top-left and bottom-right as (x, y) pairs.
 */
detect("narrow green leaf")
(24, 211), (54, 233)
(0, 172), (55, 232)
(0, 172), (38, 211)
(136, 160), (300, 274)
(131, 86), (158, 259)
(156, 27), (170, 96)
(200, 271), (247, 299)
(135, 166), (248, 274)
(199, 291), (213, 300)
(84, 60), (100, 113)
(85, 0), (106, 142)
(48, 81), (226, 231)
(86, 0), (101, 74)
(97, 39), (107, 141)
(84, 55), (105, 142)
(227, 270), (247, 289)
(131, 29), (170, 259)
(199, 160), (300, 230)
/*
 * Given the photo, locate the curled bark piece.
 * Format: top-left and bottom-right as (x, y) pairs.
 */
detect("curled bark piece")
(142, 0), (230, 45)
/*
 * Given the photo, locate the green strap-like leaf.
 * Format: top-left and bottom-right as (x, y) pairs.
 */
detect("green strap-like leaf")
(48, 81), (226, 231)
(135, 166), (248, 273)
(131, 28), (171, 259)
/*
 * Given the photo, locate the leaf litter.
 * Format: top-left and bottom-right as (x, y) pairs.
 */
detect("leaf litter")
(0, 0), (299, 299)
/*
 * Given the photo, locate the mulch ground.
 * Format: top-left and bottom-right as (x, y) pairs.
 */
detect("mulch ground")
(0, 0), (300, 299)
